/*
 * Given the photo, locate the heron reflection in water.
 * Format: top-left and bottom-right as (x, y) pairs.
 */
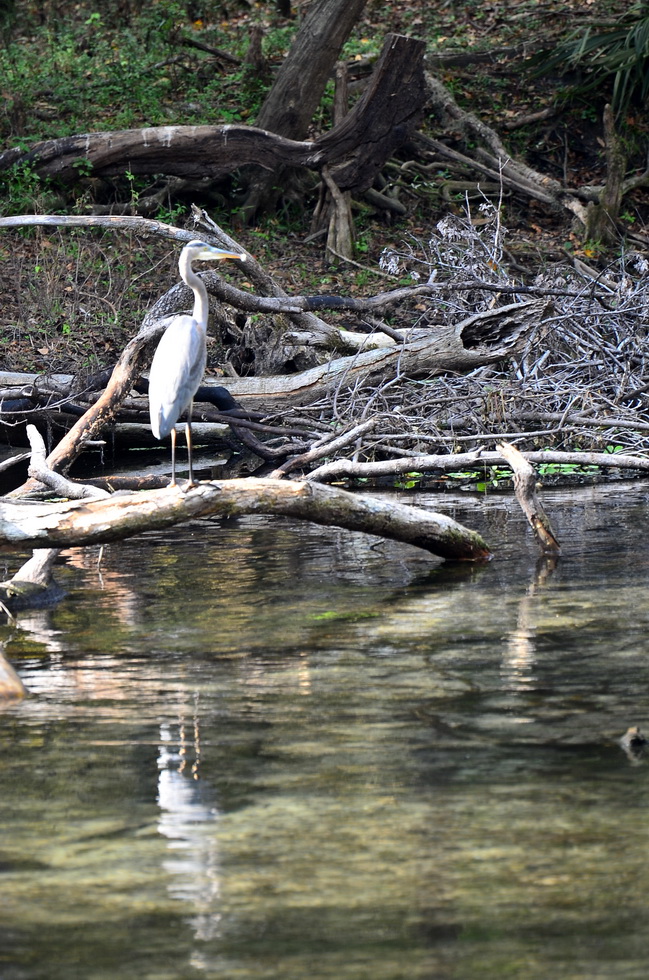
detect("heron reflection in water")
(148, 240), (246, 487)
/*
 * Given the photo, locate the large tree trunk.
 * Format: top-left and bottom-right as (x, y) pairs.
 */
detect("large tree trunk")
(255, 0), (368, 140)
(583, 104), (626, 244)
(243, 0), (367, 220)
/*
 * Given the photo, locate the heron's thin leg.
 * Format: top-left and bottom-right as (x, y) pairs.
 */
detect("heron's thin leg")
(170, 427), (177, 487)
(186, 399), (195, 488)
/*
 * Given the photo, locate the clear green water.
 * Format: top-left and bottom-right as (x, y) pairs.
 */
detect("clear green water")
(2, 485), (649, 979)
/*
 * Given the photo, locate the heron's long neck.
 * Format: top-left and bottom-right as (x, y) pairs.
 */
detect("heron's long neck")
(181, 260), (209, 330)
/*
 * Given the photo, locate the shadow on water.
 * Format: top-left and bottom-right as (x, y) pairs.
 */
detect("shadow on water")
(2, 484), (649, 978)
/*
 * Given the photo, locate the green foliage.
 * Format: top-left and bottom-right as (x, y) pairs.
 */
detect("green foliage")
(0, 3), (283, 144)
(532, 3), (649, 117)
(341, 35), (379, 60)
(537, 461), (600, 476)
(0, 161), (62, 215)
(393, 471), (424, 490)
(475, 466), (513, 492)
(0, 162), (41, 212)
(154, 201), (187, 224)
(72, 158), (94, 179)
(444, 450), (618, 488)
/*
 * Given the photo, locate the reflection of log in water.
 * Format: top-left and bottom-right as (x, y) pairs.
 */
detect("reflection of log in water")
(0, 647), (27, 700)
(501, 555), (559, 694)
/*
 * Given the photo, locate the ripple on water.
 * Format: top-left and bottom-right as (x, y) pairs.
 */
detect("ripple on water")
(2, 488), (649, 979)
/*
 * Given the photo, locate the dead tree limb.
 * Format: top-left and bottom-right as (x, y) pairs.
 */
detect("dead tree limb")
(0, 35), (426, 197)
(0, 478), (492, 562)
(424, 82), (647, 242)
(14, 316), (166, 487)
(26, 424), (111, 499)
(0, 211), (574, 310)
(306, 448), (649, 483)
(191, 205), (334, 339)
(269, 419), (377, 478)
(322, 164), (354, 264)
(423, 72), (591, 227)
(219, 300), (549, 408)
(498, 442), (561, 556)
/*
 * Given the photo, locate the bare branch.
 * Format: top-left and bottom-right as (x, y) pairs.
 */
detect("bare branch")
(498, 443), (561, 556)
(307, 448), (649, 483)
(26, 425), (110, 499)
(269, 419), (377, 478)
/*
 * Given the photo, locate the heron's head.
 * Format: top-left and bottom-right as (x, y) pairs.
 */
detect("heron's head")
(183, 240), (246, 264)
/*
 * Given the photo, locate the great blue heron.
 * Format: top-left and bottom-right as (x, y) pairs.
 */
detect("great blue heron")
(148, 240), (246, 487)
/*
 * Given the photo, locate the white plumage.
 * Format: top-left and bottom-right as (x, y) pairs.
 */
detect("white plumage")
(148, 240), (245, 486)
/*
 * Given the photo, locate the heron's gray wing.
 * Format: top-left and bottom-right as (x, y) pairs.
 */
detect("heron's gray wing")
(148, 316), (208, 439)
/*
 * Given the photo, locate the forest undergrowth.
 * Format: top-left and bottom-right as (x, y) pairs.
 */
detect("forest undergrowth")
(1, 0), (648, 487)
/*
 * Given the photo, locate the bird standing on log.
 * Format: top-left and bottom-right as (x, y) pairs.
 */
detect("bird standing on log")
(148, 240), (245, 487)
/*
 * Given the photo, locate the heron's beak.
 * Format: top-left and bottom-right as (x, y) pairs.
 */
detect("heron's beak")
(199, 247), (246, 263)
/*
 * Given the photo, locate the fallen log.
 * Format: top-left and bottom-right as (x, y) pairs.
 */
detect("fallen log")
(219, 299), (549, 408)
(0, 478), (491, 562)
(420, 71), (646, 235)
(0, 34), (425, 195)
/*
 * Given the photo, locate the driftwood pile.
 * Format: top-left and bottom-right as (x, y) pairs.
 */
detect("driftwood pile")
(1, 200), (649, 671)
(3, 205), (649, 488)
(0, 205), (647, 598)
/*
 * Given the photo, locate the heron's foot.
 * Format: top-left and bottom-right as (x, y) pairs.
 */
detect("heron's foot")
(167, 476), (200, 492)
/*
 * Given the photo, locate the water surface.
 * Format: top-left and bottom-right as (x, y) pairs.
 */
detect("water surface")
(2, 485), (649, 979)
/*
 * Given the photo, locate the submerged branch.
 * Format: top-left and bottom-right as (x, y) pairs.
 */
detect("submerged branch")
(498, 442), (561, 556)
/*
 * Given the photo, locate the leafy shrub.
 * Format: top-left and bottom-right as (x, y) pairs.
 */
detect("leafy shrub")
(533, 2), (649, 117)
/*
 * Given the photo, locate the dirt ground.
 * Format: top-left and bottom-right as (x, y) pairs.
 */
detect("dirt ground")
(0, 0), (646, 377)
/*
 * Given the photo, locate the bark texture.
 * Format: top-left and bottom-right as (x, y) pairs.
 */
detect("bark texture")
(0, 478), (492, 561)
(498, 442), (561, 556)
(0, 35), (425, 196)
(255, 0), (368, 140)
(220, 299), (549, 408)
